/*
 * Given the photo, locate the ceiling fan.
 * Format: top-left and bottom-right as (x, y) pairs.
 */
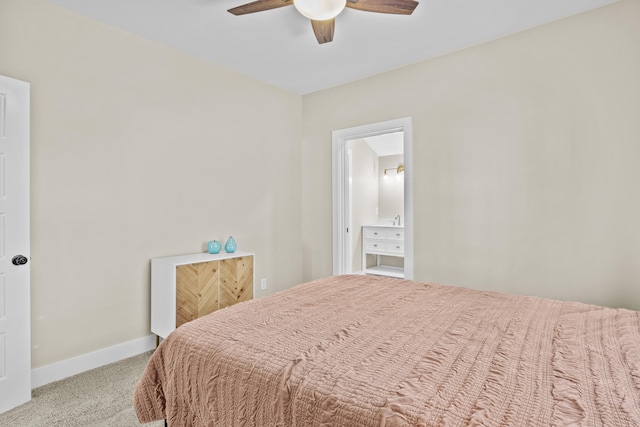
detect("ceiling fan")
(227, 0), (419, 44)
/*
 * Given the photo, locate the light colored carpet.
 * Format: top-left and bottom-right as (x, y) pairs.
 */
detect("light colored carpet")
(0, 351), (165, 426)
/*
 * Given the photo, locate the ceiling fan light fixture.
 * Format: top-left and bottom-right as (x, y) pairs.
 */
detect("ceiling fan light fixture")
(293, 0), (346, 21)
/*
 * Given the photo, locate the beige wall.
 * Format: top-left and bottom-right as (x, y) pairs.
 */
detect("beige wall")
(302, 0), (640, 309)
(1, 0), (303, 367)
(1, 0), (639, 370)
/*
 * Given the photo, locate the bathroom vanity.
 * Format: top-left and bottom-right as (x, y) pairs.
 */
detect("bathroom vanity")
(361, 225), (404, 278)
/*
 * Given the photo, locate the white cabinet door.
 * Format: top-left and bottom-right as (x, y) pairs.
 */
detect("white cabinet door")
(0, 75), (31, 414)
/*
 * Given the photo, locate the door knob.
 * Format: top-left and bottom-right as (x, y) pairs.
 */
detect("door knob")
(12, 255), (28, 266)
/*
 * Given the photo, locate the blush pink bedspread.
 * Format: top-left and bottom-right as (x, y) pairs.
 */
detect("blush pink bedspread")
(133, 275), (640, 426)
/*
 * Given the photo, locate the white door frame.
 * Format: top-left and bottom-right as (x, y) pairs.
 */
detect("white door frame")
(346, 149), (353, 272)
(332, 117), (414, 279)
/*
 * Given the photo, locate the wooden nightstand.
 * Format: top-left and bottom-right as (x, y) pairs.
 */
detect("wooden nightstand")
(150, 251), (255, 339)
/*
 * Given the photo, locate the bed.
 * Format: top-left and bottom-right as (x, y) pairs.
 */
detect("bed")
(133, 275), (640, 426)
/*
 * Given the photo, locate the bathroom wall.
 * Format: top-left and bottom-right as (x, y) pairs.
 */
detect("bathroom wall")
(378, 154), (405, 222)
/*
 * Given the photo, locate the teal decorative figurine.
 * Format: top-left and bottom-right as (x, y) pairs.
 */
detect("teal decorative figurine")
(225, 236), (237, 253)
(207, 240), (222, 254)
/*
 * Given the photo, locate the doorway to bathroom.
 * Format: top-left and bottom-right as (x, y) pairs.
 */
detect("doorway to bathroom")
(332, 117), (413, 279)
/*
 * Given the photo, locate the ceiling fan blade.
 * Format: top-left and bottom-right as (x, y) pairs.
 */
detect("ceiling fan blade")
(311, 19), (335, 44)
(228, 0), (293, 15)
(346, 0), (418, 15)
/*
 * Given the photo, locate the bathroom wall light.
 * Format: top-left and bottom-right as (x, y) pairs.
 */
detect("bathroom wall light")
(383, 164), (405, 179)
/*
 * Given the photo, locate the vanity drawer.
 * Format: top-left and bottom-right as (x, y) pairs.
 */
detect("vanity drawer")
(386, 242), (404, 254)
(364, 228), (387, 239)
(387, 229), (404, 241)
(364, 239), (387, 252)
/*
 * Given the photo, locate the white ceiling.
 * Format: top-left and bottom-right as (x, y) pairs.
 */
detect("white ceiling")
(43, 0), (617, 94)
(365, 132), (404, 157)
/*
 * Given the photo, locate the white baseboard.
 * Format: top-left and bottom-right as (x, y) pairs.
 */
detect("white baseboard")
(31, 335), (157, 388)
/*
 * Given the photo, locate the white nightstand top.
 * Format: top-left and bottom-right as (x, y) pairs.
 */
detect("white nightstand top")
(152, 251), (254, 266)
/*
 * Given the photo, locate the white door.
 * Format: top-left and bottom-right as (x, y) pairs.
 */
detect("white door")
(0, 75), (31, 414)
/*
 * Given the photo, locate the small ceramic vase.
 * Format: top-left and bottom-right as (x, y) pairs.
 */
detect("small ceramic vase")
(207, 240), (222, 254)
(225, 236), (237, 253)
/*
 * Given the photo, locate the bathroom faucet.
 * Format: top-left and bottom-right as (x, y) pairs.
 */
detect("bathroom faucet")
(394, 215), (401, 226)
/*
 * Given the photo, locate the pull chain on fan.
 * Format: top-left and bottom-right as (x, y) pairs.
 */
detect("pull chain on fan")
(227, 0), (419, 44)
